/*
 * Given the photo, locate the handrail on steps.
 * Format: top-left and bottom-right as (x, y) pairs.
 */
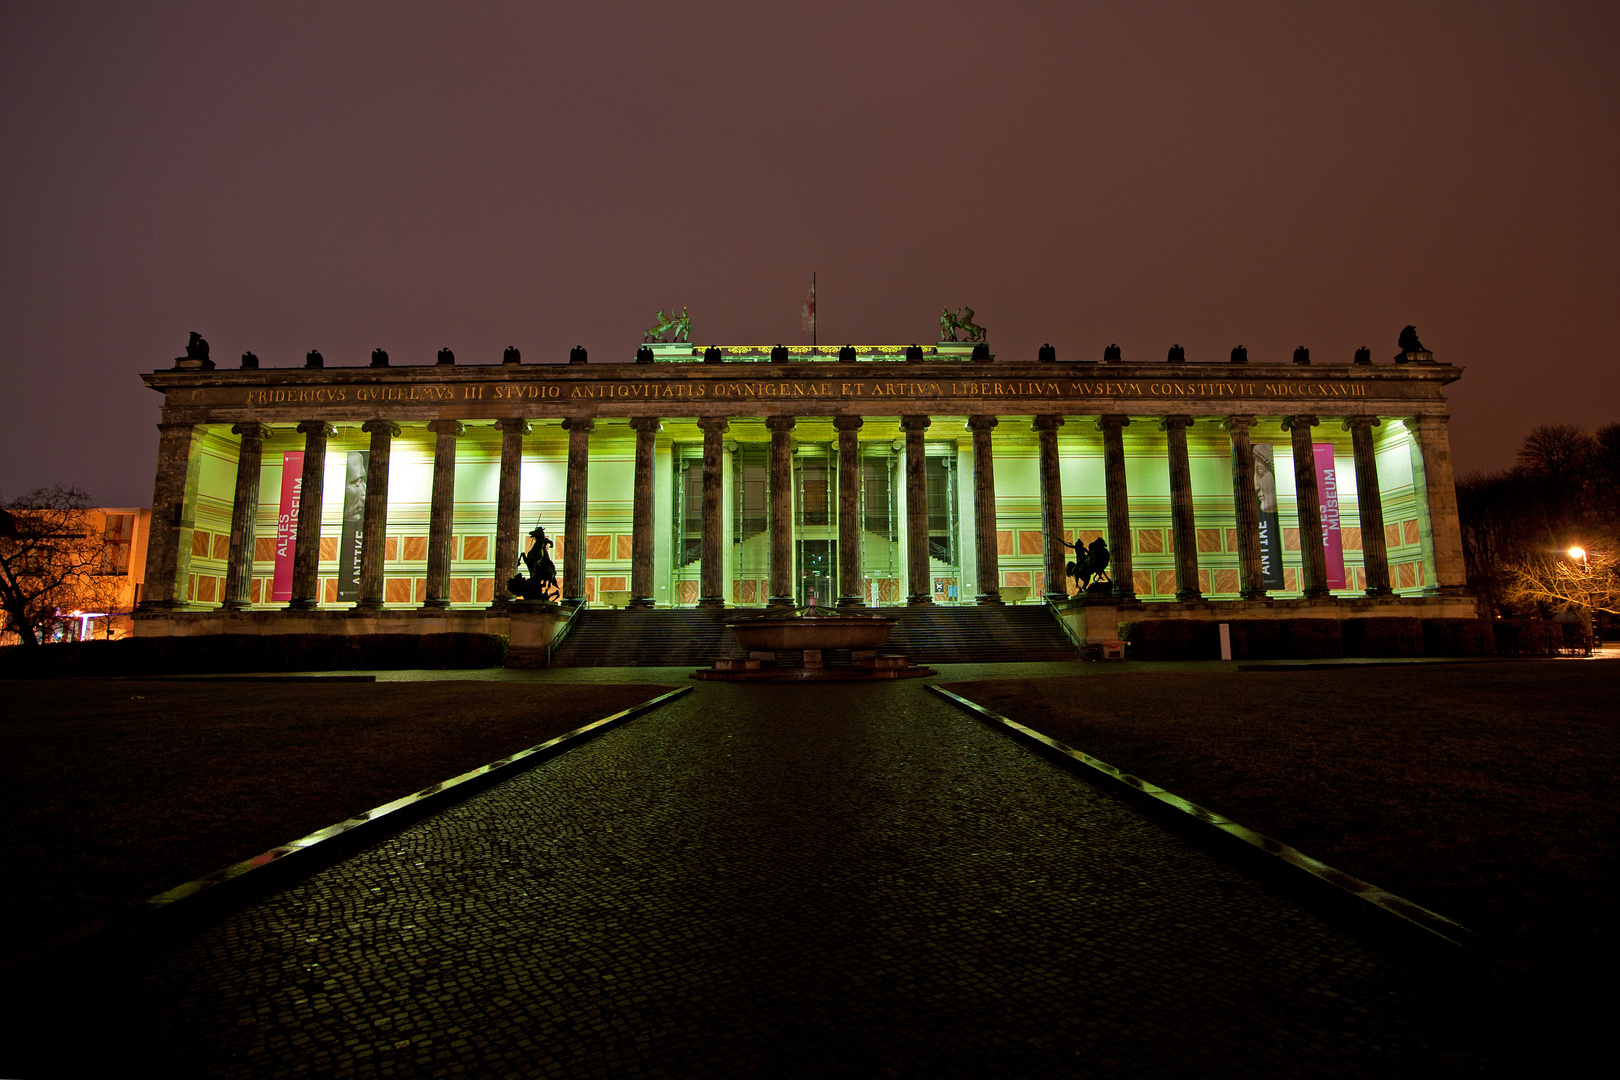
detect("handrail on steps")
(546, 600), (588, 666)
(1045, 598), (1083, 651)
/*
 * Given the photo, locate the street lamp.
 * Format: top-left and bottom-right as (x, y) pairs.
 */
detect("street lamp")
(1567, 546), (1593, 653)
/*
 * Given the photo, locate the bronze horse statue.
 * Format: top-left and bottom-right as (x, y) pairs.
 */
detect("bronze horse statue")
(508, 525), (560, 602)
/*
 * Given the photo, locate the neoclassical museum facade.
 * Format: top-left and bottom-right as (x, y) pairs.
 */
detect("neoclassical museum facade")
(134, 340), (1474, 642)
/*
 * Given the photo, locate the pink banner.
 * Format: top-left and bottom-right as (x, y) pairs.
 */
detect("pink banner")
(272, 451), (303, 602)
(1313, 443), (1346, 590)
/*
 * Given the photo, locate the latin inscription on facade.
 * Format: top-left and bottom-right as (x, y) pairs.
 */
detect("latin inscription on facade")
(238, 377), (1380, 408)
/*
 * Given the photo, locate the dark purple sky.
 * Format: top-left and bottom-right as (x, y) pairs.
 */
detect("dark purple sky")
(3, 1), (1616, 506)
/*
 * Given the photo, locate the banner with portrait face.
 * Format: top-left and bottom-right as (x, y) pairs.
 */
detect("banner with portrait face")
(271, 451), (303, 602)
(1252, 443), (1285, 590)
(336, 451), (368, 601)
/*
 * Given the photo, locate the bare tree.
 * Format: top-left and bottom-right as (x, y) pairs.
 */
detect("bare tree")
(0, 486), (120, 647)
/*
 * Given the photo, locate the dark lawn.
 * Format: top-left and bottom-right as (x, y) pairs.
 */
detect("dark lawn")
(0, 679), (666, 958)
(944, 660), (1620, 990)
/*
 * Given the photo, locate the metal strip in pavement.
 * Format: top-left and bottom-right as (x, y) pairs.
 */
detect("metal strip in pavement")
(3, 685), (692, 973)
(925, 682), (1526, 981)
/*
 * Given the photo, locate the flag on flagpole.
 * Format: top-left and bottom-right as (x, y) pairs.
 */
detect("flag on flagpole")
(800, 274), (816, 344)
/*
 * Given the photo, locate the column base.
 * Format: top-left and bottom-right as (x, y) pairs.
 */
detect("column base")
(697, 597), (726, 609)
(906, 594), (934, 606)
(1363, 585), (1394, 597)
(627, 597), (655, 609)
(766, 596), (795, 609)
(352, 600), (385, 612)
(418, 600), (450, 611)
(219, 600), (250, 612)
(1043, 592), (1067, 604)
(1175, 590), (1204, 602)
(287, 599), (319, 611)
(1303, 588), (1333, 599)
(1111, 590), (1137, 602)
(835, 595), (866, 608)
(975, 593), (1004, 605)
(1239, 589), (1269, 601)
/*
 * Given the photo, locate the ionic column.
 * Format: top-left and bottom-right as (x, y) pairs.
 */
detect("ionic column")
(221, 422), (269, 610)
(139, 421), (203, 610)
(1224, 416), (1266, 599)
(355, 420), (398, 610)
(491, 418), (530, 608)
(1283, 414), (1330, 597)
(967, 415), (1001, 604)
(1097, 415), (1135, 600)
(421, 420), (464, 609)
(561, 418), (593, 602)
(835, 416), (864, 607)
(1161, 415), (1202, 601)
(902, 415), (933, 605)
(1034, 415), (1066, 602)
(1405, 415), (1467, 595)
(698, 417), (729, 608)
(1346, 416), (1392, 596)
(766, 415), (797, 608)
(289, 420), (335, 610)
(629, 417), (661, 608)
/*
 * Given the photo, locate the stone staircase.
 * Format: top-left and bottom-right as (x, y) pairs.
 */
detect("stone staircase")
(546, 604), (1078, 667)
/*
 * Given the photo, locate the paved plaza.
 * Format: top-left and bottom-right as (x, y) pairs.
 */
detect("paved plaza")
(97, 675), (1494, 1078)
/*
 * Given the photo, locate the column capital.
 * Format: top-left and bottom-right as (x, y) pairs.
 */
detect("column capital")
(629, 416), (662, 434)
(697, 416), (731, 434)
(231, 421), (271, 440)
(1280, 414), (1319, 431)
(427, 420), (466, 437)
(832, 415), (865, 432)
(1031, 414), (1064, 432)
(1222, 415), (1257, 433)
(1158, 414), (1194, 432)
(296, 420), (337, 438)
(561, 417), (595, 434)
(765, 415), (797, 432)
(1343, 414), (1381, 432)
(361, 419), (402, 437)
(1095, 414), (1130, 432)
(494, 418), (532, 435)
(900, 414), (932, 432)
(966, 415), (998, 432)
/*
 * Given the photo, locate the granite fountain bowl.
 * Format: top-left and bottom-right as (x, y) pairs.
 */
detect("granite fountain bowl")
(728, 614), (895, 652)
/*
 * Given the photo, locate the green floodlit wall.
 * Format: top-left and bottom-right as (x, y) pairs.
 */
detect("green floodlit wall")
(178, 413), (1435, 610)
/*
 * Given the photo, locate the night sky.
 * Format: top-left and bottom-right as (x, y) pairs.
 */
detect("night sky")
(3, 2), (1616, 506)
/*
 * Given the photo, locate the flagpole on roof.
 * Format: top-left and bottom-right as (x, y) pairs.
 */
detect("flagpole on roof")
(813, 271), (817, 348)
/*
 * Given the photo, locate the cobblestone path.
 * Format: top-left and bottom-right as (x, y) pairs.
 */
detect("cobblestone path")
(113, 681), (1484, 1078)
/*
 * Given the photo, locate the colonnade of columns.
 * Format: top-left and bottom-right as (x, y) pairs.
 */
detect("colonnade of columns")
(143, 411), (1464, 614)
